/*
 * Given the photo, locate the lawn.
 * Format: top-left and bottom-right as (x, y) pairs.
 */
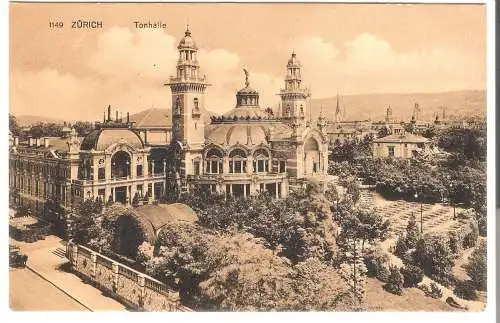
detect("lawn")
(361, 278), (458, 312)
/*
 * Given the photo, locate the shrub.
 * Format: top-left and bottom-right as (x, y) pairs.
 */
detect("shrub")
(376, 265), (391, 283)
(453, 280), (478, 301)
(419, 282), (443, 299)
(364, 247), (389, 278)
(463, 241), (487, 291)
(394, 235), (409, 258)
(383, 265), (404, 295)
(400, 264), (424, 288)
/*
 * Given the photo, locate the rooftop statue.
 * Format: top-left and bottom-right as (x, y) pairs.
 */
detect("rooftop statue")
(243, 68), (250, 87)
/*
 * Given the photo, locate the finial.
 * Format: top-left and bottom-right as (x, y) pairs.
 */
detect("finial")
(185, 21), (191, 36)
(243, 68), (250, 87)
(292, 49), (296, 57)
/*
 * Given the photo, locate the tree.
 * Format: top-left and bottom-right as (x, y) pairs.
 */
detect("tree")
(197, 233), (296, 311)
(383, 265), (404, 295)
(463, 240), (487, 291)
(339, 204), (389, 253)
(9, 114), (21, 136)
(405, 213), (421, 249)
(414, 235), (455, 286)
(73, 121), (94, 136)
(339, 238), (367, 305)
(377, 127), (390, 138)
(290, 258), (352, 310)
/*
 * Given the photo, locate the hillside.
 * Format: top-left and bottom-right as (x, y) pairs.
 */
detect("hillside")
(310, 90), (486, 122)
(14, 115), (67, 127)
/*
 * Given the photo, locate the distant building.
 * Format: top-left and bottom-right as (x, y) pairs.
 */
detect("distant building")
(372, 132), (429, 159)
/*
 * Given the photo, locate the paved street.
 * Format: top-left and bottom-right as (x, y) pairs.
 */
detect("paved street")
(9, 235), (126, 311)
(10, 268), (88, 311)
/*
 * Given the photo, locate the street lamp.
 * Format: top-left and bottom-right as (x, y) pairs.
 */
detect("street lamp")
(414, 192), (423, 234)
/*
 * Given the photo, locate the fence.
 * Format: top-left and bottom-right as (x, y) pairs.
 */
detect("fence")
(66, 241), (192, 312)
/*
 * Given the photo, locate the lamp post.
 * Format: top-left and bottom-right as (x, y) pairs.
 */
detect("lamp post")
(414, 192), (423, 234)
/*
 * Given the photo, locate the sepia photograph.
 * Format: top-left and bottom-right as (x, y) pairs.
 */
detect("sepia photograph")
(6, 1), (493, 316)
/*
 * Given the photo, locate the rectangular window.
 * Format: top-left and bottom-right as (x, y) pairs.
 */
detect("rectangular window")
(136, 165), (143, 177)
(98, 168), (105, 180)
(313, 163), (318, 173)
(258, 160), (264, 172)
(234, 161), (242, 173)
(280, 161), (286, 173)
(211, 161), (218, 174)
(388, 146), (395, 157)
(98, 188), (105, 196)
(229, 161), (233, 173)
(194, 161), (200, 175)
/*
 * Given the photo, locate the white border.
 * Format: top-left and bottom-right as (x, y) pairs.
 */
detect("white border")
(1, 1), (495, 323)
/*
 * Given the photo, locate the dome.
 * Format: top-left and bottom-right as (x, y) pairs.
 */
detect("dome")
(80, 128), (144, 151)
(207, 124), (270, 146)
(178, 27), (197, 49)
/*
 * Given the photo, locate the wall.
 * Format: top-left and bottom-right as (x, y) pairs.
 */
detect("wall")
(66, 241), (191, 312)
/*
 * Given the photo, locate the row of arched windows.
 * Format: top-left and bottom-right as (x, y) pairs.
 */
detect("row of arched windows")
(203, 148), (279, 174)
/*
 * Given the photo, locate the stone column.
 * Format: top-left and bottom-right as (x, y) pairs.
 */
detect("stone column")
(275, 182), (279, 199)
(243, 183), (247, 198)
(112, 262), (119, 293)
(90, 251), (97, 279)
(138, 274), (146, 310)
(247, 156), (253, 175)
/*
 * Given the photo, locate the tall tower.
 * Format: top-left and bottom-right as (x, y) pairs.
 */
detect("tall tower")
(279, 51), (310, 123)
(166, 26), (210, 148)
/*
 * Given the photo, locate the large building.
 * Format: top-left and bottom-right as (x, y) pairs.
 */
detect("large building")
(9, 26), (329, 212)
(164, 27), (329, 198)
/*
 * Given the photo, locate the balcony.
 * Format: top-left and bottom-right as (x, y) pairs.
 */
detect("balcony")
(72, 173), (166, 186)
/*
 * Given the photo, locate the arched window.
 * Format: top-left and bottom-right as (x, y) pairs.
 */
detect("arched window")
(205, 148), (223, 174)
(229, 149), (247, 174)
(253, 149), (269, 173)
(111, 151), (131, 179)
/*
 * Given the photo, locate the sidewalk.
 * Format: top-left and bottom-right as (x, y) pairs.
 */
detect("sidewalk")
(10, 236), (127, 311)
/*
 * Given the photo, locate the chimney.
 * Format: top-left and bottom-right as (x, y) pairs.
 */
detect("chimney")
(127, 112), (130, 123)
(116, 110), (118, 121)
(108, 105), (111, 121)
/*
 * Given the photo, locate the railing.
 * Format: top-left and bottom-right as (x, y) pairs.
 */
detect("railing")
(67, 242), (189, 312)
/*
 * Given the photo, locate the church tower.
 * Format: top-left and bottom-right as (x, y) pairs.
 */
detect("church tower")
(166, 26), (210, 148)
(279, 51), (310, 124)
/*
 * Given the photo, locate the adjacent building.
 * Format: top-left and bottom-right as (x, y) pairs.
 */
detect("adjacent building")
(372, 132), (429, 159)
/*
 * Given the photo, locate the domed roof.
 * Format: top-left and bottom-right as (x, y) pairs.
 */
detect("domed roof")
(207, 123), (271, 146)
(287, 51), (301, 67)
(80, 128), (144, 151)
(237, 86), (259, 95)
(178, 26), (197, 49)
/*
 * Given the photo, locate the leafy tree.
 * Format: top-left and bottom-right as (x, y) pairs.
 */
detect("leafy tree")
(364, 246), (390, 279)
(414, 235), (455, 286)
(9, 114), (21, 136)
(339, 204), (389, 253)
(400, 264), (424, 288)
(463, 240), (486, 291)
(419, 282), (443, 299)
(339, 238), (367, 305)
(377, 127), (390, 138)
(73, 121), (94, 136)
(197, 233), (296, 311)
(290, 257), (352, 311)
(383, 265), (404, 295)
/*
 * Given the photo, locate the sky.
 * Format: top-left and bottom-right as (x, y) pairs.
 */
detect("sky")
(9, 3), (486, 121)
